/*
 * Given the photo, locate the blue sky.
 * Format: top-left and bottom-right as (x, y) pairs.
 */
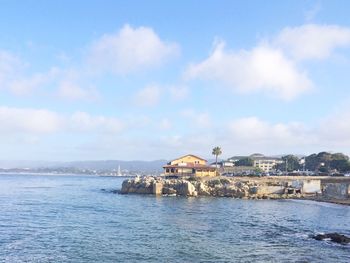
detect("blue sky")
(1, 0), (350, 161)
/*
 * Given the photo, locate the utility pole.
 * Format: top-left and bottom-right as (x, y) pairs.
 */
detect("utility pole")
(285, 158), (288, 174)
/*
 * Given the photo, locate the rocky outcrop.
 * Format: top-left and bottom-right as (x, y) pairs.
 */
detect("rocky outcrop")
(120, 176), (307, 199)
(311, 233), (350, 245)
(121, 177), (154, 194)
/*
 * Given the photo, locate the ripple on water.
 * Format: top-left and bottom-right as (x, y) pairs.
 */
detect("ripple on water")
(0, 174), (350, 263)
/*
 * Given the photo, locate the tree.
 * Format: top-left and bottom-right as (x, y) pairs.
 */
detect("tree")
(330, 159), (350, 172)
(305, 152), (350, 173)
(330, 153), (350, 172)
(276, 155), (300, 172)
(305, 153), (319, 171)
(235, 157), (254, 166)
(212, 146), (222, 169)
(305, 152), (332, 172)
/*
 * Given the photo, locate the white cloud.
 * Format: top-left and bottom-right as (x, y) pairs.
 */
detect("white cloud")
(134, 85), (161, 107)
(0, 106), (63, 134)
(318, 108), (350, 144)
(275, 24), (350, 60)
(228, 117), (307, 144)
(0, 51), (23, 83)
(8, 67), (61, 96)
(0, 50), (60, 96)
(186, 41), (313, 100)
(0, 50), (26, 92)
(0, 106), (124, 135)
(159, 118), (172, 130)
(87, 24), (180, 74)
(181, 109), (211, 128)
(69, 111), (124, 133)
(304, 3), (322, 22)
(9, 75), (44, 96)
(224, 112), (350, 155)
(169, 85), (189, 101)
(147, 112), (350, 159)
(57, 81), (100, 101)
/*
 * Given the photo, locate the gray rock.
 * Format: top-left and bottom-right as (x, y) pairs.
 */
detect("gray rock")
(249, 186), (258, 195)
(176, 181), (197, 196)
(312, 233), (350, 245)
(163, 187), (177, 195)
(197, 182), (211, 196)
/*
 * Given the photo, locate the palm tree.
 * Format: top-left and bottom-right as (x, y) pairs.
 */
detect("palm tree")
(212, 146), (222, 170)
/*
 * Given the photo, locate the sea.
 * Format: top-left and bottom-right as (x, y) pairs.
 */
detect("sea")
(0, 173), (349, 263)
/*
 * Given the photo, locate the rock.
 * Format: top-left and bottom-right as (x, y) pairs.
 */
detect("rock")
(223, 185), (237, 197)
(176, 181), (197, 196)
(208, 178), (222, 187)
(120, 176), (323, 200)
(121, 179), (132, 194)
(220, 178), (231, 185)
(163, 187), (177, 195)
(134, 176), (141, 183)
(197, 182), (211, 196)
(311, 233), (350, 245)
(235, 181), (243, 188)
(136, 185), (153, 194)
(249, 186), (258, 195)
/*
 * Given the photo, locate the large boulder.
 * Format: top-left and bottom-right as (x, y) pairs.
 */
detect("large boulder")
(236, 188), (247, 198)
(207, 178), (222, 188)
(197, 182), (211, 196)
(163, 187), (177, 195)
(223, 185), (237, 197)
(121, 179), (133, 194)
(176, 181), (197, 196)
(311, 233), (350, 245)
(249, 186), (258, 195)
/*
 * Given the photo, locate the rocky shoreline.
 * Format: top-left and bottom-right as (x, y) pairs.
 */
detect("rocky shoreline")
(120, 176), (318, 199)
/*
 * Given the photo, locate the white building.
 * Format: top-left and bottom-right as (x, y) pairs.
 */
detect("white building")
(228, 153), (283, 172)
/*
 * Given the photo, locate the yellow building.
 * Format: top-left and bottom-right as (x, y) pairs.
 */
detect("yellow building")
(163, 154), (217, 177)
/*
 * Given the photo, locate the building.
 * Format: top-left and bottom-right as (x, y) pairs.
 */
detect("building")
(250, 154), (283, 172)
(163, 154), (217, 177)
(228, 153), (283, 173)
(210, 161), (234, 168)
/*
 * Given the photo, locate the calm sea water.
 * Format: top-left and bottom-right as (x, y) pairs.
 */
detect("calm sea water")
(0, 174), (349, 263)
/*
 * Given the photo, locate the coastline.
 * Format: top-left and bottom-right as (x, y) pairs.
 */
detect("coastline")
(120, 175), (350, 205)
(299, 196), (350, 206)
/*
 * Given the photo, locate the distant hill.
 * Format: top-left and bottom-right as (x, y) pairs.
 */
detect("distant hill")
(0, 159), (168, 173)
(60, 160), (167, 172)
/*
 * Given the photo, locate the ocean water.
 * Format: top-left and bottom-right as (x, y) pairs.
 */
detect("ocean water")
(0, 174), (349, 263)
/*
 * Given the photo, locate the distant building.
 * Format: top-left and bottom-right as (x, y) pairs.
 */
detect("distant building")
(228, 153), (283, 172)
(163, 154), (217, 177)
(210, 161), (234, 168)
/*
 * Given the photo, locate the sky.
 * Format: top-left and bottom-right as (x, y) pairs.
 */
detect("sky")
(1, 0), (350, 161)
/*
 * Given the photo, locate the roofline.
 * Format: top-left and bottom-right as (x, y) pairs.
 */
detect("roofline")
(169, 154), (207, 163)
(228, 155), (282, 161)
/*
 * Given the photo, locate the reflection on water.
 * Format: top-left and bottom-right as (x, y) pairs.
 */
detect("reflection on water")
(0, 174), (349, 263)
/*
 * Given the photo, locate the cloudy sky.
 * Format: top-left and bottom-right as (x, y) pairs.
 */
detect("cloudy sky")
(1, 0), (350, 161)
